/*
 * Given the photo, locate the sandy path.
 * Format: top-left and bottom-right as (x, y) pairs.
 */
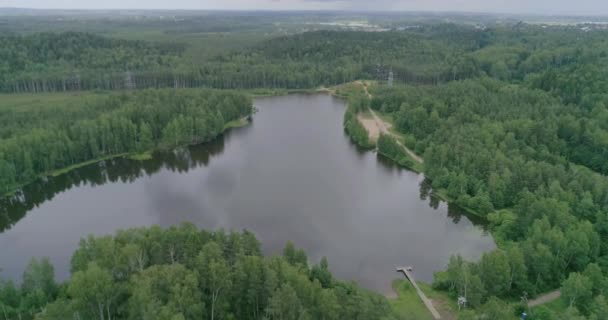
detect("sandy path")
(355, 81), (424, 164)
(528, 290), (561, 307)
(358, 114), (381, 141)
(368, 107), (424, 164)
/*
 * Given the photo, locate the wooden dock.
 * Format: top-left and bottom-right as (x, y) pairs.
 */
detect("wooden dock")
(397, 266), (441, 319)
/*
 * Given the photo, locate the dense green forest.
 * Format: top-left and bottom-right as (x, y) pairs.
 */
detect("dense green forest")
(300, 19), (608, 319)
(0, 89), (252, 194)
(0, 32), (183, 92)
(363, 64), (608, 319)
(5, 23), (608, 95)
(340, 83), (374, 149)
(0, 25), (485, 93)
(377, 134), (414, 169)
(3, 11), (608, 319)
(0, 224), (396, 320)
(0, 135), (230, 233)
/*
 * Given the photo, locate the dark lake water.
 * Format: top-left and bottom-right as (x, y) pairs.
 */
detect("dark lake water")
(0, 94), (495, 294)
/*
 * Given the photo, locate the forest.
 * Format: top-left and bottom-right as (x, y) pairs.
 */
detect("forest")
(400, 80), (607, 317)
(0, 32), (183, 92)
(0, 224), (395, 320)
(3, 22), (606, 96)
(0, 26), (486, 93)
(2, 10), (608, 320)
(0, 89), (252, 194)
(0, 137), (230, 233)
(357, 26), (608, 318)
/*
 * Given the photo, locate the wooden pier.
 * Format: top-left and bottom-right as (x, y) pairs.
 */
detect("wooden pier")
(397, 266), (441, 319)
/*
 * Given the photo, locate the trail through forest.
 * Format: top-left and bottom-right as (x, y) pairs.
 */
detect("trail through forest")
(355, 81), (424, 164)
(528, 290), (561, 307)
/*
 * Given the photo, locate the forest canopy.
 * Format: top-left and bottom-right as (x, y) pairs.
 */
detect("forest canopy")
(0, 223), (396, 320)
(364, 77), (608, 318)
(3, 14), (608, 319)
(0, 89), (252, 194)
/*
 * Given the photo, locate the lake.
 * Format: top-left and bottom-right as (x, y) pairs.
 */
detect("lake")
(0, 94), (495, 294)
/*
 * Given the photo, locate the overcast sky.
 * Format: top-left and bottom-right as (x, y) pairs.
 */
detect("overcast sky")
(0, 0), (607, 15)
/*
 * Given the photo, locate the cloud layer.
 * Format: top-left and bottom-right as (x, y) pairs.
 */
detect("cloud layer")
(0, 0), (607, 15)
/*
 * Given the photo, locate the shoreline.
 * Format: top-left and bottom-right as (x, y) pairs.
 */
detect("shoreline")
(335, 81), (487, 221)
(2, 86), (336, 199)
(3, 88), (486, 319)
(2, 116), (252, 199)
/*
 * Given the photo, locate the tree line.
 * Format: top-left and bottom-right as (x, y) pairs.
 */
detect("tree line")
(337, 83), (374, 149)
(0, 137), (229, 233)
(3, 24), (608, 96)
(0, 224), (396, 320)
(5, 20), (608, 319)
(0, 27), (486, 93)
(377, 134), (414, 169)
(0, 89), (252, 195)
(363, 77), (608, 318)
(0, 32), (182, 93)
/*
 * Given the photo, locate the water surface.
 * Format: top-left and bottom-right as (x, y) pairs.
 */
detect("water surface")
(0, 94), (494, 293)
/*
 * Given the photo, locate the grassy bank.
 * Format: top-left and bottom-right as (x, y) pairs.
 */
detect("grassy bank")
(3, 152), (130, 198)
(50, 153), (130, 177)
(390, 279), (457, 319)
(3, 114), (252, 199)
(390, 280), (435, 320)
(245, 88), (290, 97)
(127, 152), (154, 161)
(377, 150), (423, 173)
(244, 87), (333, 97)
(223, 117), (251, 130)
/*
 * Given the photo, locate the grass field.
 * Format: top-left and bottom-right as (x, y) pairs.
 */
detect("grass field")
(390, 279), (458, 320)
(390, 280), (435, 320)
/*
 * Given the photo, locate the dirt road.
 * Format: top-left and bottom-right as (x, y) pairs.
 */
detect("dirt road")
(355, 81), (424, 164)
